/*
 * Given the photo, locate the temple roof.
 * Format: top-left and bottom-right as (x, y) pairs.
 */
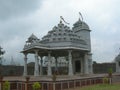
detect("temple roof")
(23, 19), (90, 52)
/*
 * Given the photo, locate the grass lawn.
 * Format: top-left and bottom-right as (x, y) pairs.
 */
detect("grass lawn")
(66, 84), (120, 90)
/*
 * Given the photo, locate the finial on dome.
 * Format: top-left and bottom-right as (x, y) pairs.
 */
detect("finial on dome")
(78, 18), (81, 21)
(79, 12), (83, 21)
(60, 16), (70, 25)
(60, 17), (62, 23)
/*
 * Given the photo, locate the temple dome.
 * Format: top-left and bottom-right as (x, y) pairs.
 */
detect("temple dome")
(40, 21), (86, 44)
(73, 19), (89, 30)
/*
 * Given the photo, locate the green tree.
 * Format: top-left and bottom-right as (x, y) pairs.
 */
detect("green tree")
(32, 82), (41, 90)
(0, 46), (5, 75)
(0, 46), (5, 65)
(3, 81), (10, 90)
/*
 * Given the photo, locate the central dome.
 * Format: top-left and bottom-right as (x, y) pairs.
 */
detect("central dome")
(41, 21), (86, 44)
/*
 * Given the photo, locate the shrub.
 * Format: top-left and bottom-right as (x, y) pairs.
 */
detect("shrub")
(32, 82), (41, 90)
(3, 81), (10, 90)
(108, 68), (113, 78)
(103, 77), (109, 84)
(52, 73), (56, 82)
(108, 68), (113, 74)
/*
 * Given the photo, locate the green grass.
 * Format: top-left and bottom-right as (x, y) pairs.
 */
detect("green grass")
(66, 84), (120, 90)
(80, 84), (120, 90)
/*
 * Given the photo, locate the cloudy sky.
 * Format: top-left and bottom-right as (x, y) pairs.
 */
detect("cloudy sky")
(0, 0), (120, 65)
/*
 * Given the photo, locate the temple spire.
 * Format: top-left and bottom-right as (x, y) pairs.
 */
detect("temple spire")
(60, 16), (70, 25)
(79, 12), (83, 21)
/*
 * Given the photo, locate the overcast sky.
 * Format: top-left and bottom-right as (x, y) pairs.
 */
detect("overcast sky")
(0, 0), (120, 65)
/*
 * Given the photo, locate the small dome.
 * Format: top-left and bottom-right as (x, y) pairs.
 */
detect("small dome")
(73, 19), (89, 30)
(26, 34), (39, 43)
(29, 34), (38, 39)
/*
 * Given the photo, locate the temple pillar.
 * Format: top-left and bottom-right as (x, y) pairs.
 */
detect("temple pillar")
(116, 61), (120, 73)
(81, 59), (84, 74)
(73, 59), (75, 74)
(88, 53), (93, 74)
(23, 53), (28, 76)
(84, 53), (89, 74)
(55, 56), (58, 71)
(48, 51), (52, 76)
(68, 50), (73, 76)
(40, 56), (43, 75)
(34, 50), (39, 76)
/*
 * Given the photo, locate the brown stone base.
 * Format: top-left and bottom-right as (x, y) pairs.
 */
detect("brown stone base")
(2, 74), (114, 90)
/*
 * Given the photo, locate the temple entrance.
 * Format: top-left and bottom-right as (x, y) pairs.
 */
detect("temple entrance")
(75, 60), (81, 73)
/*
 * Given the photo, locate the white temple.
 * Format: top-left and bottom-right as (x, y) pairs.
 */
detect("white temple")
(21, 15), (93, 76)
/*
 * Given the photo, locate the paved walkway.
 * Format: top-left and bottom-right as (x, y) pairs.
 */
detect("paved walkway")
(3, 74), (106, 81)
(3, 73), (120, 82)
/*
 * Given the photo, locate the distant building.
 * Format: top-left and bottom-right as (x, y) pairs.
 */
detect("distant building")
(21, 14), (93, 76)
(93, 62), (116, 73)
(43, 56), (68, 67)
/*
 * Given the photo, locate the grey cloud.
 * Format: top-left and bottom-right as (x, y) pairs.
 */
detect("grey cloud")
(0, 0), (42, 20)
(1, 0), (120, 64)
(0, 21), (32, 42)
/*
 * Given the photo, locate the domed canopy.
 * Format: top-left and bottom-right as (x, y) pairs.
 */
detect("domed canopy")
(73, 19), (89, 30)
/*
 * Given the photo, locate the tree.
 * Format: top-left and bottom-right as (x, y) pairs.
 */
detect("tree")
(0, 46), (5, 76)
(32, 82), (41, 90)
(0, 46), (5, 65)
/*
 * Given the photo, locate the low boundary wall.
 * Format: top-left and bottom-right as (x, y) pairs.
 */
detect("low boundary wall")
(1, 74), (118, 90)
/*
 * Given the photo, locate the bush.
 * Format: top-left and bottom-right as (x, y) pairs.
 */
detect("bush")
(108, 68), (113, 77)
(32, 82), (41, 90)
(52, 73), (56, 82)
(3, 81), (10, 90)
(103, 77), (109, 84)
(108, 68), (113, 74)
